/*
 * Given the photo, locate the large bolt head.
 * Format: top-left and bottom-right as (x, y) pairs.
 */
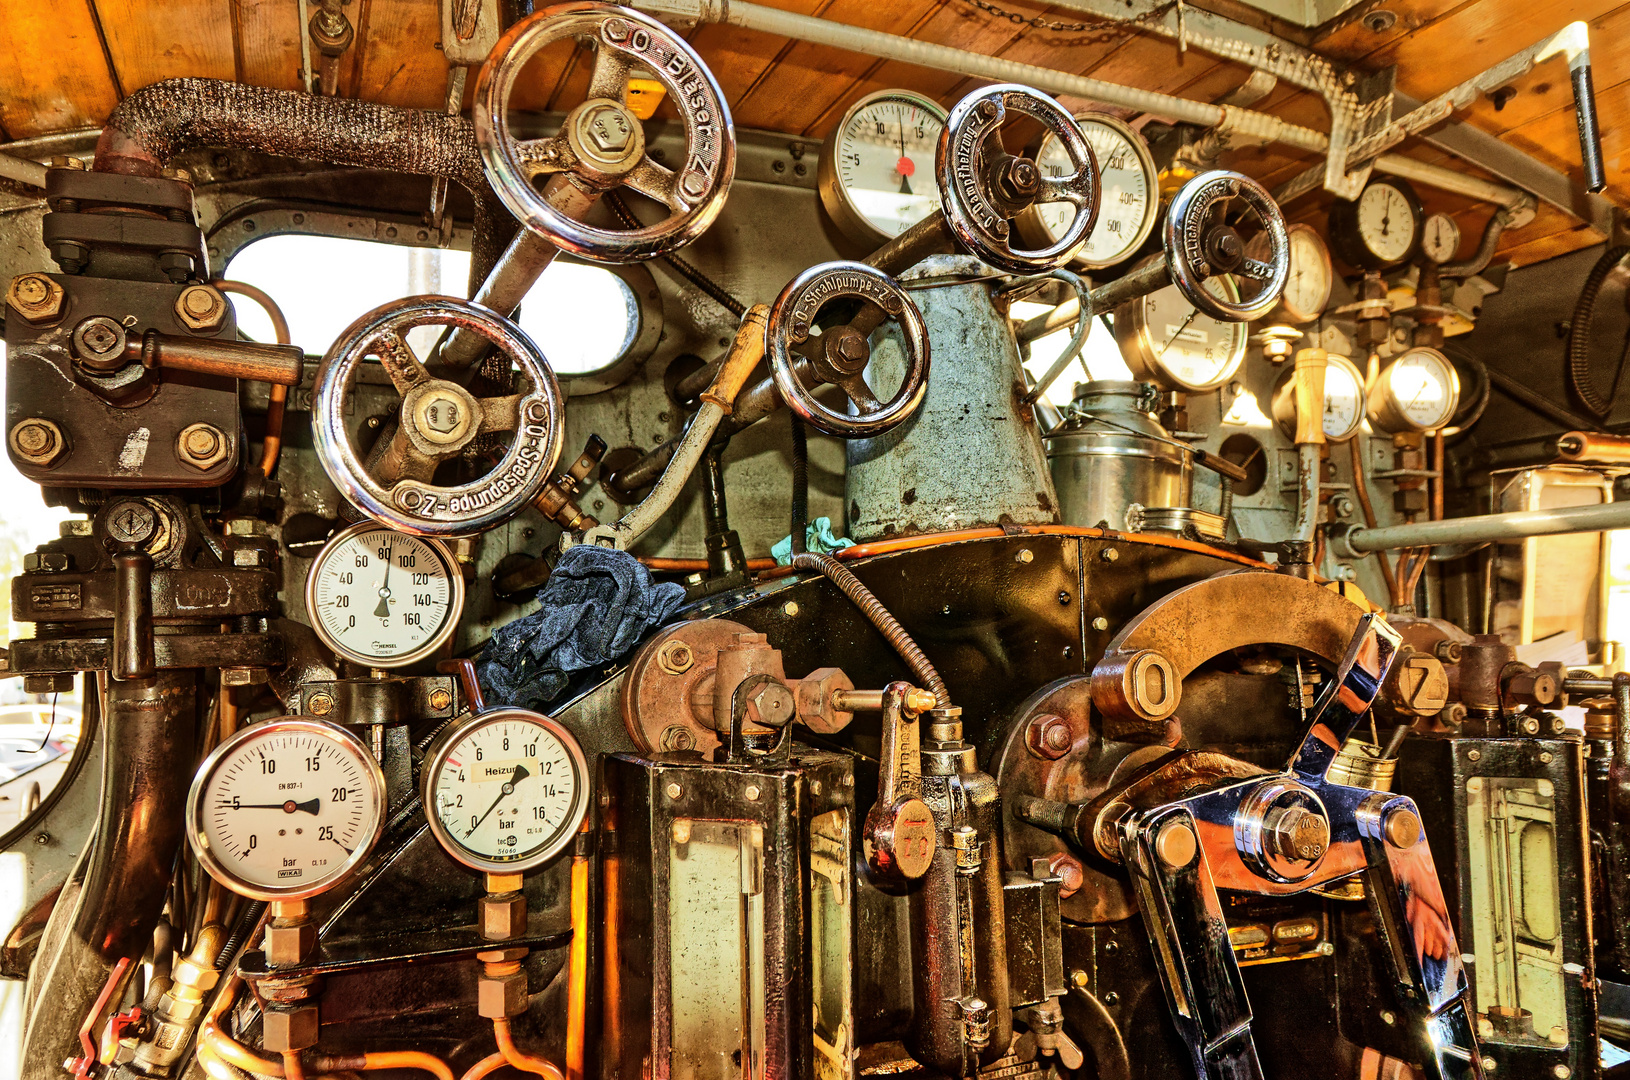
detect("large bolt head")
(263, 920), (318, 967)
(261, 1004), (319, 1051)
(104, 499), (158, 546)
(1025, 713), (1073, 760)
(7, 274), (64, 322)
(177, 423), (230, 471)
(9, 418), (65, 467)
(175, 285), (227, 331)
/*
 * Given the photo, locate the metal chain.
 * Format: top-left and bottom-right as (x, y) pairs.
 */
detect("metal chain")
(954, 0), (1177, 40)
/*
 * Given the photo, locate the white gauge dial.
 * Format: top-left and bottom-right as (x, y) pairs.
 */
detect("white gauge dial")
(819, 91), (947, 244)
(1279, 225), (1333, 323)
(423, 708), (589, 874)
(1319, 355), (1366, 441)
(187, 719), (385, 901)
(1421, 213), (1461, 264)
(306, 523), (463, 668)
(1118, 275), (1249, 392)
(1030, 115), (1156, 268)
(1369, 346), (1460, 433)
(1356, 182), (1419, 265)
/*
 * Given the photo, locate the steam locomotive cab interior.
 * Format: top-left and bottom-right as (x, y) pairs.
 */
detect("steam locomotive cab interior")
(1, 2), (1630, 1080)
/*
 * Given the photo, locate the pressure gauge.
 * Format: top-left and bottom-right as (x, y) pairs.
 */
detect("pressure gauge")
(421, 707), (589, 874)
(1250, 224), (1332, 324)
(306, 523), (464, 668)
(1367, 346), (1461, 433)
(1020, 114), (1156, 269)
(1421, 213), (1461, 265)
(1113, 260), (1249, 392)
(818, 90), (948, 246)
(1271, 353), (1366, 442)
(1329, 177), (1424, 270)
(187, 718), (385, 901)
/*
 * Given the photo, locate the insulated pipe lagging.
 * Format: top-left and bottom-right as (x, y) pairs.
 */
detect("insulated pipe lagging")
(90, 78), (505, 289)
(1338, 499), (1630, 553)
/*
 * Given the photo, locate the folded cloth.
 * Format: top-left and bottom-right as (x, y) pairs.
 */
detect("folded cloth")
(478, 545), (686, 709)
(772, 516), (855, 566)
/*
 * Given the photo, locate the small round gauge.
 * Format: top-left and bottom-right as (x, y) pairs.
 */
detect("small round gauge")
(1021, 114), (1156, 269)
(1421, 213), (1461, 264)
(1271, 353), (1366, 442)
(1250, 224), (1332, 324)
(306, 523), (464, 668)
(818, 90), (948, 246)
(1113, 261), (1249, 392)
(1329, 177), (1424, 270)
(187, 718), (385, 901)
(422, 707), (589, 874)
(1367, 346), (1461, 433)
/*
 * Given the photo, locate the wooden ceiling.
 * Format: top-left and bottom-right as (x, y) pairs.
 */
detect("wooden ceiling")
(0, 0), (1624, 267)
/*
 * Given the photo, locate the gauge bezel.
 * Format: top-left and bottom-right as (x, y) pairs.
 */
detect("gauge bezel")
(186, 717), (386, 902)
(1017, 113), (1158, 270)
(421, 707), (590, 874)
(817, 89), (949, 247)
(1112, 256), (1249, 393)
(305, 522), (465, 668)
(1367, 345), (1461, 434)
(1420, 212), (1462, 265)
(1328, 176), (1424, 271)
(1267, 223), (1334, 325)
(1271, 352), (1366, 442)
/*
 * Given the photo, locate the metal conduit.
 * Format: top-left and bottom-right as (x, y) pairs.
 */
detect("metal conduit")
(631, 0), (1530, 211)
(1336, 500), (1630, 554)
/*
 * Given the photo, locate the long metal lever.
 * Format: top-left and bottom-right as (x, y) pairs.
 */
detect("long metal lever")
(1539, 22), (1606, 193)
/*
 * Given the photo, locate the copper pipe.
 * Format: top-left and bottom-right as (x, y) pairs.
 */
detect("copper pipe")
(492, 1018), (566, 1080)
(1556, 429), (1630, 465)
(284, 1052), (309, 1080)
(214, 279), (294, 478)
(309, 1053), (455, 1080)
(197, 1042), (251, 1080)
(1432, 432), (1445, 522)
(1347, 438), (1400, 604)
(201, 1022), (282, 1076)
(637, 556), (777, 573)
(456, 1054), (508, 1080)
(566, 819), (592, 1080)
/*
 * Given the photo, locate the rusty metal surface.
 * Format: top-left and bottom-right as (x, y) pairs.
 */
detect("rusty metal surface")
(619, 617), (755, 756)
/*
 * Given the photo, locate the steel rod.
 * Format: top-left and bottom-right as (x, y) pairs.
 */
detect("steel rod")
(1341, 499), (1630, 553)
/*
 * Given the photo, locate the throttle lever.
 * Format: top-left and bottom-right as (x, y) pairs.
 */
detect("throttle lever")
(1539, 22), (1606, 193)
(862, 681), (938, 887)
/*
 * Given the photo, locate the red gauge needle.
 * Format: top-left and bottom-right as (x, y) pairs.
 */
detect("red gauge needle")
(896, 156), (915, 177)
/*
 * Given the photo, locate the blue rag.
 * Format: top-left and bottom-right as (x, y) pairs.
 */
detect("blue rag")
(477, 545), (686, 710)
(772, 517), (854, 565)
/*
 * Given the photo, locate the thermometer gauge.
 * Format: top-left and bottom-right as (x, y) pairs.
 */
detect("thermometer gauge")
(1113, 260), (1250, 393)
(1020, 114), (1157, 269)
(1368, 346), (1461, 433)
(1330, 177), (1424, 270)
(187, 718), (385, 901)
(1271, 353), (1366, 442)
(818, 90), (948, 246)
(306, 523), (463, 668)
(421, 708), (589, 874)
(1421, 213), (1461, 264)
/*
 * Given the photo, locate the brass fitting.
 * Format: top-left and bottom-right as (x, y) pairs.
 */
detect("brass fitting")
(261, 1004), (320, 1052)
(480, 892), (528, 941)
(794, 667), (855, 734)
(7, 274), (64, 323)
(477, 947), (530, 1019)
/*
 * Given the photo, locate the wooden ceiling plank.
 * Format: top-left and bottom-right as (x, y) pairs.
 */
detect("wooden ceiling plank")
(355, 0), (445, 109)
(1314, 0), (1477, 64)
(0, 1), (120, 137)
(93, 0), (236, 94)
(687, 0), (831, 107)
(1452, 3), (1630, 138)
(236, 0), (303, 92)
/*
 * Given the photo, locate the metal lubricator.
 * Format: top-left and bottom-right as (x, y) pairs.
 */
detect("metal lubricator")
(767, 262), (931, 439)
(311, 295), (566, 536)
(1096, 610), (1484, 1080)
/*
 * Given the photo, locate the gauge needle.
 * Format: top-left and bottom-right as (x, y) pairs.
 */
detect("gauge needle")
(896, 123), (914, 196)
(219, 798), (321, 815)
(465, 764), (529, 839)
(1159, 310), (1200, 357)
(375, 546), (393, 619)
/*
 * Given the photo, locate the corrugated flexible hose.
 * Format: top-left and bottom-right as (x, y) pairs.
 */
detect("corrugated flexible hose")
(1566, 244), (1630, 419)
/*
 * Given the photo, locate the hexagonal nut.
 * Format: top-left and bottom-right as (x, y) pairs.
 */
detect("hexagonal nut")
(221, 667), (270, 687)
(1505, 665), (1561, 708)
(171, 954), (222, 993)
(747, 680), (796, 728)
(9, 419), (66, 468)
(479, 892), (527, 941)
(232, 546), (270, 567)
(477, 969), (529, 1019)
(22, 674), (74, 694)
(656, 638), (694, 675)
(263, 920), (317, 967)
(795, 667), (855, 734)
(22, 551), (69, 574)
(177, 423), (230, 471)
(1025, 714), (1073, 760)
(7, 274), (64, 323)
(175, 285), (227, 331)
(260, 1004), (320, 1052)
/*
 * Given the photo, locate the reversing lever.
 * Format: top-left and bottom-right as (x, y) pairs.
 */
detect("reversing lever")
(1539, 22), (1606, 193)
(862, 681), (938, 887)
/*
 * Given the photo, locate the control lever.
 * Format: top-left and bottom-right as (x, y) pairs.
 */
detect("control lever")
(861, 682), (938, 887)
(1538, 22), (1606, 193)
(70, 318), (305, 386)
(1108, 614), (1485, 1080)
(103, 498), (159, 682)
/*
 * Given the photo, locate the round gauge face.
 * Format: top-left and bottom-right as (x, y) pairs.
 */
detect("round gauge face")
(423, 708), (589, 874)
(1354, 181), (1420, 266)
(187, 719), (385, 901)
(1379, 347), (1460, 431)
(1421, 213), (1461, 264)
(1031, 116), (1156, 268)
(1320, 355), (1365, 441)
(819, 91), (947, 244)
(1281, 225), (1333, 323)
(306, 523), (463, 668)
(1127, 277), (1249, 392)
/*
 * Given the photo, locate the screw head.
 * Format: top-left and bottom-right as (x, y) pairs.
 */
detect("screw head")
(7, 274), (64, 322)
(1047, 851), (1085, 896)
(665, 782), (682, 800)
(657, 639), (694, 675)
(428, 688), (452, 711)
(1016, 548), (1034, 564)
(177, 423), (230, 470)
(744, 785), (761, 801)
(659, 725), (696, 752)
(308, 692), (335, 717)
(1101, 547), (1119, 562)
(175, 285), (227, 331)
(9, 418), (65, 467)
(104, 499), (158, 546)
(782, 601), (800, 617)
(1154, 819), (1197, 869)
(1092, 616), (1110, 631)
